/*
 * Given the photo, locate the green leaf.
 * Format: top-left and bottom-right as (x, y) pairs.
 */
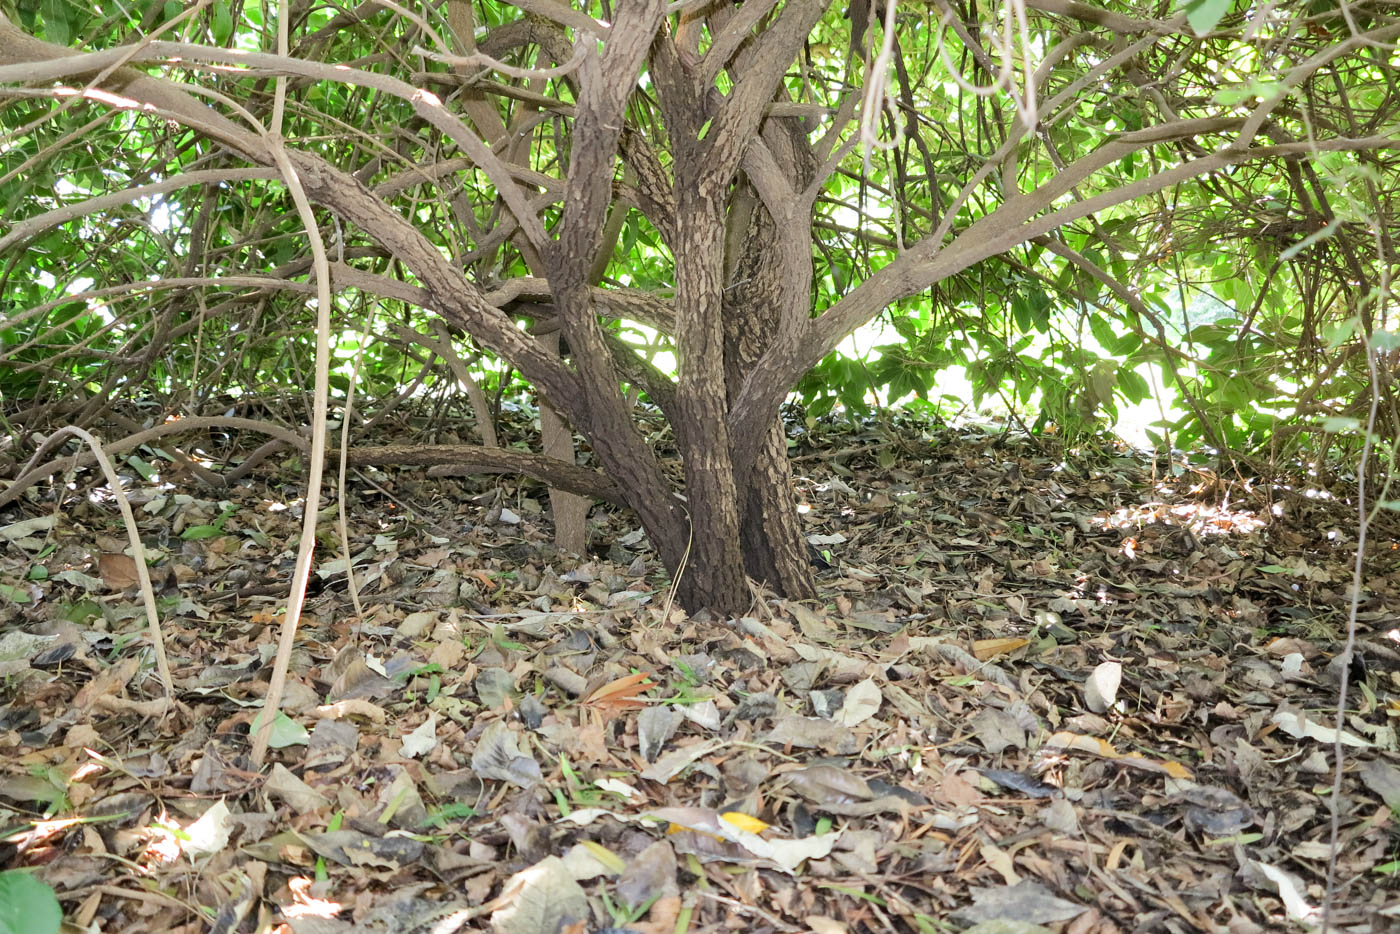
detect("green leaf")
(1087, 314), (1119, 353)
(1372, 328), (1400, 352)
(1319, 416), (1360, 433)
(1182, 0), (1230, 36)
(0, 584), (31, 604)
(0, 870), (61, 934)
(126, 455), (158, 482)
(180, 503), (237, 539)
(59, 599), (102, 623)
(251, 711), (310, 748)
(211, 0), (233, 44)
(1118, 369), (1149, 404)
(39, 0), (70, 45)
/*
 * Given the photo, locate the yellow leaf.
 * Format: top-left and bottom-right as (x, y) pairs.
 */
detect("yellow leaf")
(720, 812), (769, 834)
(580, 839), (626, 874)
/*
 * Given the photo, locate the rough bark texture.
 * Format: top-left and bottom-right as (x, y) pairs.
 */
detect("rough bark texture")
(738, 421), (816, 599)
(718, 113), (823, 601)
(669, 187), (750, 614)
(722, 213), (818, 598)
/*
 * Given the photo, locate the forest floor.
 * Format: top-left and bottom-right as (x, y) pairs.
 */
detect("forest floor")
(1, 411), (1398, 934)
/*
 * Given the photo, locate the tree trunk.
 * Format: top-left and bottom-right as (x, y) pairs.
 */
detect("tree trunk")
(538, 332), (590, 554)
(668, 186), (751, 616)
(738, 419), (817, 599)
(721, 173), (818, 603)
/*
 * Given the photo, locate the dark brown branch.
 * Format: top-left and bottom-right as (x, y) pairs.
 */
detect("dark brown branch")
(696, 0), (833, 189)
(345, 444), (626, 506)
(1025, 0), (1160, 34)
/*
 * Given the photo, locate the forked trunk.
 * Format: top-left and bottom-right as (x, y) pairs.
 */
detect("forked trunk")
(654, 413), (814, 614)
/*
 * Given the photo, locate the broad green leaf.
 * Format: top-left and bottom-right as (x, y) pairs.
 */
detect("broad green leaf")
(0, 871), (61, 934)
(39, 0), (70, 45)
(59, 599), (103, 622)
(1319, 416), (1360, 432)
(126, 456), (158, 482)
(0, 584), (31, 604)
(251, 711), (310, 748)
(211, 1), (233, 44)
(1181, 0), (1226, 36)
(1372, 328), (1400, 352)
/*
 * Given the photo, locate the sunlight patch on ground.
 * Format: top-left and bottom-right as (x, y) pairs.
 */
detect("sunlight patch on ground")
(1093, 500), (1268, 537)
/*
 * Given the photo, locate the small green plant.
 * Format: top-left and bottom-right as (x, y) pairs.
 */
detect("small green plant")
(179, 503), (239, 540)
(487, 625), (528, 653)
(423, 803), (477, 828)
(552, 754), (625, 814)
(657, 660), (711, 705)
(600, 890), (661, 927)
(0, 870), (61, 934)
(23, 766), (69, 817)
(394, 662), (443, 682)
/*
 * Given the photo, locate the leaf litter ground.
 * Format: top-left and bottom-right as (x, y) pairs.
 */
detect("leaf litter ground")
(1, 414), (1398, 934)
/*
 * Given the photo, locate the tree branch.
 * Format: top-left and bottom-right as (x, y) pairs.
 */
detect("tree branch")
(0, 22), (596, 430)
(0, 168), (279, 253)
(345, 444), (626, 506)
(726, 128), (1400, 473)
(0, 33), (551, 251)
(696, 0), (833, 189)
(0, 417), (310, 510)
(1024, 0), (1161, 34)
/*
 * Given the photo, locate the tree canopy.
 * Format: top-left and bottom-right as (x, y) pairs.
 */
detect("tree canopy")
(1, 0), (1398, 611)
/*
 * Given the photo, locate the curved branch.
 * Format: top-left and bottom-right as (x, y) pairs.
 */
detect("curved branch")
(0, 167), (278, 252)
(0, 417), (310, 509)
(414, 37), (590, 80)
(0, 23), (595, 427)
(0, 30), (549, 251)
(345, 444), (626, 506)
(1024, 0), (1162, 34)
(726, 127), (1400, 475)
(699, 0), (833, 187)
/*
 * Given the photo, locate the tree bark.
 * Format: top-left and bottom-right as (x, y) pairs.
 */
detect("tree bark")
(669, 185), (751, 615)
(738, 420), (816, 599)
(537, 332), (591, 554)
(717, 121), (821, 602)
